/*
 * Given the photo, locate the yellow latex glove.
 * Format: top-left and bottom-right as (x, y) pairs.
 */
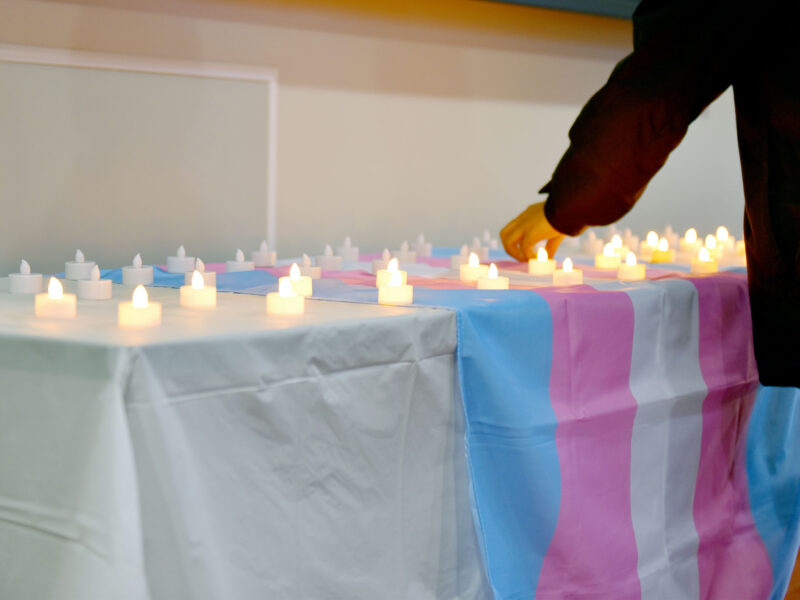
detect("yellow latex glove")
(500, 202), (566, 262)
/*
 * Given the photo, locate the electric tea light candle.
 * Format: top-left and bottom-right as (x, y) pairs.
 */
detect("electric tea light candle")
(609, 234), (628, 258)
(185, 258), (216, 287)
(378, 270), (414, 306)
(376, 258), (407, 288)
(595, 243), (622, 270)
(394, 241), (417, 265)
(372, 249), (392, 273)
(35, 277), (77, 319)
(460, 252), (489, 283)
(252, 240), (277, 267)
(122, 253), (154, 286)
(77, 265), (112, 300)
(553, 257), (583, 286)
(300, 254), (321, 279)
(9, 259), (43, 294)
(640, 231), (659, 260)
(705, 235), (723, 260)
(529, 247), (556, 276)
(680, 228), (702, 255)
(477, 263), (509, 290)
(180, 270), (217, 308)
(226, 249), (255, 272)
(316, 245), (343, 270)
(267, 278), (305, 316)
(280, 263), (313, 297)
(337, 236), (360, 262)
(414, 233), (432, 258)
(167, 245), (196, 274)
(618, 251), (646, 281)
(451, 244), (470, 269)
(118, 285), (162, 329)
(650, 237), (675, 263)
(691, 247), (719, 274)
(65, 249), (96, 280)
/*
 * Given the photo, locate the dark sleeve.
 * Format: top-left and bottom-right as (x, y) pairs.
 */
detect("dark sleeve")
(542, 0), (748, 236)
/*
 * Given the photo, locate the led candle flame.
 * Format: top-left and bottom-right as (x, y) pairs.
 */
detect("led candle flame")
(553, 257), (583, 286)
(382, 249), (391, 261)
(196, 258), (205, 272)
(90, 265), (100, 281)
(75, 249), (85, 263)
(20, 259), (30, 276)
(260, 240), (269, 253)
(401, 241), (409, 252)
(184, 257), (216, 286)
(133, 253), (142, 268)
(450, 243), (471, 269)
(282, 262), (313, 297)
(686, 228), (697, 244)
(646, 231), (659, 247)
(658, 237), (668, 251)
(303, 254), (311, 267)
(618, 251), (646, 281)
(177, 246), (185, 258)
(300, 253), (320, 278)
(49, 277), (63, 298)
(716, 226), (729, 242)
(529, 246), (556, 275)
(11, 260), (43, 294)
(478, 262), (509, 289)
(537, 247), (548, 262)
(611, 235), (622, 249)
(192, 270), (204, 289)
(316, 244), (343, 270)
(133, 285), (147, 308)
(324, 244), (333, 256)
(267, 274), (305, 315)
(344, 237), (352, 248)
(680, 227), (702, 254)
(460, 251), (489, 282)
(389, 270), (402, 286)
(414, 232), (432, 257)
(460, 244), (469, 256)
(595, 242), (621, 270)
(706, 235), (717, 250)
(338, 236), (360, 260)
(691, 245), (719, 274)
(235, 249), (244, 262)
(376, 257), (407, 287)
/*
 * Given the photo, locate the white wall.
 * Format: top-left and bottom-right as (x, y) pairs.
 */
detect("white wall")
(0, 0), (744, 264)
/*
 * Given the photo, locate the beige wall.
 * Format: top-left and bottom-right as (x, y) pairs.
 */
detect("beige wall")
(0, 0), (744, 262)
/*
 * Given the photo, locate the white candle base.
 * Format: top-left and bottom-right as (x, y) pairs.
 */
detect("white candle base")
(477, 276), (509, 290)
(78, 279), (112, 300)
(650, 249), (675, 263)
(450, 255), (469, 269)
(415, 243), (432, 258)
(594, 255), (621, 270)
(376, 270), (408, 288)
(9, 273), (43, 294)
(226, 260), (255, 272)
(528, 259), (556, 276)
(166, 256), (196, 274)
(691, 258), (719, 274)
(180, 285), (217, 308)
(65, 261), (96, 280)
(266, 292), (305, 315)
(300, 266), (321, 279)
(459, 264), (489, 283)
(552, 269), (583, 286)
(252, 250), (277, 267)
(122, 266), (154, 286)
(118, 301), (162, 328)
(184, 271), (216, 287)
(279, 276), (313, 297)
(618, 263), (646, 281)
(393, 250), (417, 265)
(378, 284), (414, 305)
(35, 291), (77, 318)
(337, 247), (360, 261)
(315, 256), (343, 270)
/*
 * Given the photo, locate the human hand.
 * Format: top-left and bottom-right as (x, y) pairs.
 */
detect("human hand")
(500, 201), (566, 262)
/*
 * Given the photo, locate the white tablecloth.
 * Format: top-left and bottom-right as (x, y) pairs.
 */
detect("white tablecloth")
(0, 282), (489, 599)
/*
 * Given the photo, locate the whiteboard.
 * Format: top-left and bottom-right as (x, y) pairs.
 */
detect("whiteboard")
(0, 46), (277, 275)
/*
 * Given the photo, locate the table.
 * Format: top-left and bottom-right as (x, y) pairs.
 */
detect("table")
(0, 281), (489, 600)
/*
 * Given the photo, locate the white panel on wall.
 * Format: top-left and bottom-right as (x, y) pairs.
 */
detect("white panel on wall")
(0, 46), (277, 275)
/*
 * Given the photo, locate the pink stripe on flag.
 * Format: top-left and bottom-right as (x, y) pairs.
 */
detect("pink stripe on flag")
(691, 274), (771, 599)
(535, 286), (642, 599)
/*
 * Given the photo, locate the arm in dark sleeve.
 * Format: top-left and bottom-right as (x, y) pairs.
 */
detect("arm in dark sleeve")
(543, 0), (749, 236)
